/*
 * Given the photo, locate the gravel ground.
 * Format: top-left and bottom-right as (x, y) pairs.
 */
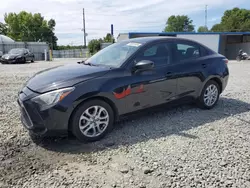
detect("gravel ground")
(0, 60), (250, 188)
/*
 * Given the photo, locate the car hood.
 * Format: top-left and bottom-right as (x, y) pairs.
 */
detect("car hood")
(25, 64), (110, 93)
(2, 53), (22, 59)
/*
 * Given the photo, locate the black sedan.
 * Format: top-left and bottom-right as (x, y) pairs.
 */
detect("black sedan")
(1, 48), (34, 64)
(17, 37), (229, 142)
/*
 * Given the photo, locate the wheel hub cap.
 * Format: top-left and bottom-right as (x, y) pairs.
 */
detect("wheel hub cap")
(78, 105), (109, 138)
(204, 84), (218, 106)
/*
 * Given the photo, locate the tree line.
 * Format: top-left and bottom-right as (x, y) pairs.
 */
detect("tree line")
(0, 11), (58, 49)
(164, 8), (250, 32)
(0, 8), (249, 52)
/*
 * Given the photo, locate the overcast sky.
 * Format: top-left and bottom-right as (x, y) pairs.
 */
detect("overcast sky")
(0, 0), (248, 45)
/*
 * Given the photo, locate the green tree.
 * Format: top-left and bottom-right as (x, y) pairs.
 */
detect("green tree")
(210, 24), (224, 32)
(88, 39), (101, 55)
(103, 33), (114, 43)
(4, 11), (58, 49)
(164, 15), (195, 32)
(197, 26), (209, 32)
(0, 22), (7, 35)
(211, 8), (250, 32)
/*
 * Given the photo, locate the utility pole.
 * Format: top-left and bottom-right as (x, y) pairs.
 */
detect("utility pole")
(111, 24), (114, 43)
(205, 5), (208, 28)
(82, 8), (86, 47)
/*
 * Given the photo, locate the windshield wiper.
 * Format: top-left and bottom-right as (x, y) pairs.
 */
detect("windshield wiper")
(77, 60), (94, 66)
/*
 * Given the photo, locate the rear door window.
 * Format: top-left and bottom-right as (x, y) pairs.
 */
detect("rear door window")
(172, 40), (211, 64)
(176, 43), (200, 61)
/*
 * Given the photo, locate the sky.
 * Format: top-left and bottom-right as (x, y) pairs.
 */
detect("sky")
(0, 0), (248, 45)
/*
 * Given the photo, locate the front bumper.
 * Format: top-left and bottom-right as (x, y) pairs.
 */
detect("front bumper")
(0, 58), (17, 64)
(17, 87), (71, 137)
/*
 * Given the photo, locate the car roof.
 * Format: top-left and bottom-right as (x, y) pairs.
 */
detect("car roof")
(121, 36), (172, 43)
(120, 36), (215, 52)
(121, 36), (200, 44)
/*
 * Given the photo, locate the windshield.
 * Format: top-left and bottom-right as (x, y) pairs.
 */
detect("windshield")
(9, 49), (25, 54)
(85, 41), (143, 67)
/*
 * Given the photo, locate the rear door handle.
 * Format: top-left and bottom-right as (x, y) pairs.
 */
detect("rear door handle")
(165, 72), (173, 78)
(202, 63), (207, 68)
(166, 72), (172, 75)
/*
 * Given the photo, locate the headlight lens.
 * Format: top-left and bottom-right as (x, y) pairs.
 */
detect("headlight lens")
(31, 87), (75, 111)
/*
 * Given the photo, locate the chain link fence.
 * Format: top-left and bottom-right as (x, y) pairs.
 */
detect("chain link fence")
(52, 49), (89, 58)
(52, 43), (113, 58)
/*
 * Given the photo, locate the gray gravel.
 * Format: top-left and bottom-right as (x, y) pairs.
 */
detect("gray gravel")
(1, 60), (250, 188)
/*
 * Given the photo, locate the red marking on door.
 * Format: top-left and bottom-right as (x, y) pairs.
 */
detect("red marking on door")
(136, 84), (144, 93)
(114, 86), (131, 99)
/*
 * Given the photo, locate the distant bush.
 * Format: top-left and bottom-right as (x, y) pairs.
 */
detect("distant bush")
(88, 39), (101, 55)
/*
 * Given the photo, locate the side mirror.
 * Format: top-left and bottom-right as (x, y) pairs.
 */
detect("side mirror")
(134, 60), (154, 71)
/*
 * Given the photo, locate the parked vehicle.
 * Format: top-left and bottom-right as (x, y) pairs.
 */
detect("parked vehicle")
(236, 49), (250, 61)
(0, 48), (34, 64)
(17, 37), (229, 142)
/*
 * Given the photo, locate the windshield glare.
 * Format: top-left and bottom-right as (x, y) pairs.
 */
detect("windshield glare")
(9, 49), (24, 54)
(85, 41), (143, 67)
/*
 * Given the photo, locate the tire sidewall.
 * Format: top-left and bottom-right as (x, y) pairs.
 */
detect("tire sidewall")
(70, 99), (114, 142)
(199, 80), (220, 109)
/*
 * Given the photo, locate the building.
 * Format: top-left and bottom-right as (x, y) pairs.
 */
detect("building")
(0, 35), (15, 43)
(117, 32), (250, 60)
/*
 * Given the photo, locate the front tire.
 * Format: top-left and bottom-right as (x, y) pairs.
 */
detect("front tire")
(70, 99), (114, 142)
(197, 80), (220, 109)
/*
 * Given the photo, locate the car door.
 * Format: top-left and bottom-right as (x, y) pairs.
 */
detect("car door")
(121, 41), (178, 112)
(171, 40), (208, 99)
(26, 49), (32, 61)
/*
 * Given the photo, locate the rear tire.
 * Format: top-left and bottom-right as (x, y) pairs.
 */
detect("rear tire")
(197, 80), (220, 109)
(70, 99), (114, 142)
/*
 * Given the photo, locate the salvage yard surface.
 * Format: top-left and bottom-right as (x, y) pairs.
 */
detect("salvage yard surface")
(0, 59), (250, 188)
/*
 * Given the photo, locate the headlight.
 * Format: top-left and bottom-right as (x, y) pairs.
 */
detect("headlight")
(31, 87), (75, 111)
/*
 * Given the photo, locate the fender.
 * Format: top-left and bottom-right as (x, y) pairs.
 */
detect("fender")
(197, 75), (223, 96)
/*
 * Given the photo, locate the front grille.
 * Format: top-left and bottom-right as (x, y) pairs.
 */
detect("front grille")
(18, 99), (33, 129)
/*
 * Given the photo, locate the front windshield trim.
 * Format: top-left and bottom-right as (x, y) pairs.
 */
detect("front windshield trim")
(9, 48), (24, 54)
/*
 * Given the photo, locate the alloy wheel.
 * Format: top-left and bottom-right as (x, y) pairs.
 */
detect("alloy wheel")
(78, 105), (109, 137)
(203, 84), (218, 106)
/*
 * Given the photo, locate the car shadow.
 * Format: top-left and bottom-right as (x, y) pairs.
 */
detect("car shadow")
(33, 97), (250, 154)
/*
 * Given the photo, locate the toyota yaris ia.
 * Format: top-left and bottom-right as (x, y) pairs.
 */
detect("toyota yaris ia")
(17, 37), (229, 142)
